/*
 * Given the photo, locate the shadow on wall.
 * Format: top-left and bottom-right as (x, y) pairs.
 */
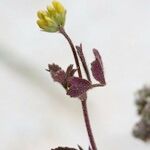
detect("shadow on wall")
(0, 45), (85, 150)
(0, 45), (79, 112)
(0, 45), (56, 94)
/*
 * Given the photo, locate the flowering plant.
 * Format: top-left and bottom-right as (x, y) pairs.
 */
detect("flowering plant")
(37, 1), (106, 150)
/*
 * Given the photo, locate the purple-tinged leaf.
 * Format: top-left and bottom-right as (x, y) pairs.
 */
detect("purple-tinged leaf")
(66, 64), (77, 78)
(51, 70), (66, 83)
(66, 64), (73, 74)
(51, 147), (78, 150)
(67, 77), (92, 97)
(91, 49), (106, 85)
(48, 63), (66, 85)
(48, 63), (61, 72)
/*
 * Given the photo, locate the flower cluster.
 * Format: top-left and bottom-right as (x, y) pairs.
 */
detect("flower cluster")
(133, 86), (150, 141)
(37, 0), (66, 32)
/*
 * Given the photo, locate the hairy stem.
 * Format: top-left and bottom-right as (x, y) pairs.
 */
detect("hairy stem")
(76, 44), (91, 82)
(82, 100), (97, 150)
(59, 27), (97, 150)
(59, 27), (82, 78)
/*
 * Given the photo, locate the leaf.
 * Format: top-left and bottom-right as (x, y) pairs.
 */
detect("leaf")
(91, 49), (106, 85)
(133, 121), (150, 141)
(67, 77), (92, 97)
(51, 70), (66, 83)
(66, 64), (77, 78)
(47, 63), (66, 84)
(48, 63), (62, 72)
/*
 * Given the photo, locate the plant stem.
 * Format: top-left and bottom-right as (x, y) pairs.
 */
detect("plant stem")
(81, 100), (97, 150)
(59, 27), (97, 150)
(76, 44), (91, 82)
(59, 27), (82, 78)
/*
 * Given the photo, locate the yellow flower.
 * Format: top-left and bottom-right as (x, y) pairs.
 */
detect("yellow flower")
(37, 0), (66, 32)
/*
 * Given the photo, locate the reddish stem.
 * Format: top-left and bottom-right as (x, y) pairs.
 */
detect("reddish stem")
(59, 27), (97, 150)
(59, 27), (82, 78)
(81, 100), (97, 150)
(76, 44), (91, 82)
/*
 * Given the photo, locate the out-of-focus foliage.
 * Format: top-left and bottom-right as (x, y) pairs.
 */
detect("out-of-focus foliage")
(133, 86), (150, 141)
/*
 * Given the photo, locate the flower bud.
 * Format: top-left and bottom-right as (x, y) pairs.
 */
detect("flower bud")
(37, 0), (66, 32)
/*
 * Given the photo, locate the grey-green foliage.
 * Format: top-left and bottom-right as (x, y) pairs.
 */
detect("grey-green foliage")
(133, 86), (150, 141)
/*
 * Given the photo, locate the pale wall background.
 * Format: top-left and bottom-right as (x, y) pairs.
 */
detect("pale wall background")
(0, 0), (150, 150)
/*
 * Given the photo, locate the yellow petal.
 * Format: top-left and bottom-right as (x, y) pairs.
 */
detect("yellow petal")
(47, 5), (55, 15)
(44, 16), (56, 26)
(37, 10), (48, 19)
(52, 0), (65, 14)
(37, 19), (48, 29)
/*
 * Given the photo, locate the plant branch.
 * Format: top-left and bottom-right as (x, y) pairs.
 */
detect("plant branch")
(59, 27), (82, 78)
(81, 100), (97, 150)
(76, 44), (91, 82)
(59, 27), (97, 150)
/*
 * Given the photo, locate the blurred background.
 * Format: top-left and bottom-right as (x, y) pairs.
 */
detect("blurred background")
(0, 0), (150, 149)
